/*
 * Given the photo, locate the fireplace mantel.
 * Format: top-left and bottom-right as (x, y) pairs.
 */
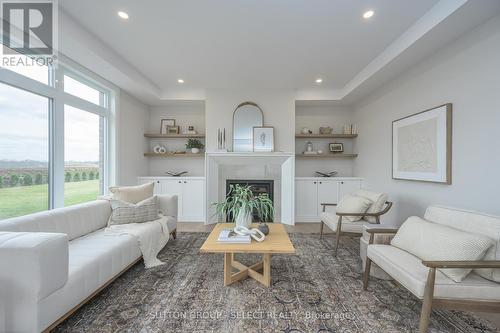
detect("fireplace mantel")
(205, 152), (295, 225)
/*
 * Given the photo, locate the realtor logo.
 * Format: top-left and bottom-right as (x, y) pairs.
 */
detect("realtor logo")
(1, 0), (56, 55)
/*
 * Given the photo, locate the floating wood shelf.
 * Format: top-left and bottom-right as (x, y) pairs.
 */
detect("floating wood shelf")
(144, 152), (205, 157)
(295, 134), (358, 139)
(296, 153), (358, 159)
(144, 133), (206, 138)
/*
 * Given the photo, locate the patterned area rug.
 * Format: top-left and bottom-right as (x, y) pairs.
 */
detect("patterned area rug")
(54, 232), (498, 333)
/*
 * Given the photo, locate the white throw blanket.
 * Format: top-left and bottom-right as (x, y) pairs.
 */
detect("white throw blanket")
(104, 215), (170, 268)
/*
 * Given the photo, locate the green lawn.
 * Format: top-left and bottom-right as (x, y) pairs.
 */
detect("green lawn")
(0, 180), (100, 220)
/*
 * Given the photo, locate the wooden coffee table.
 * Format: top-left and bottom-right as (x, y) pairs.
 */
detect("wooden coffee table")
(200, 223), (295, 287)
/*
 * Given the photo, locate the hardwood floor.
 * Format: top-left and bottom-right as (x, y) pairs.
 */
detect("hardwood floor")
(177, 222), (500, 329)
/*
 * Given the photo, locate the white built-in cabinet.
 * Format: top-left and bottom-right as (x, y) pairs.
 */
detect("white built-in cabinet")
(295, 177), (363, 222)
(138, 177), (205, 222)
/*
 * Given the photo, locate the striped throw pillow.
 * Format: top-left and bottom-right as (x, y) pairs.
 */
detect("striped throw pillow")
(109, 196), (159, 225)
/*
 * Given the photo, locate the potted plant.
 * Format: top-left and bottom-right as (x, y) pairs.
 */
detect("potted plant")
(186, 138), (204, 154)
(213, 184), (274, 229)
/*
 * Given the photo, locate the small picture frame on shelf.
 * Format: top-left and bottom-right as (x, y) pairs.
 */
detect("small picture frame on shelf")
(329, 142), (344, 153)
(253, 126), (274, 152)
(167, 126), (180, 135)
(160, 119), (176, 134)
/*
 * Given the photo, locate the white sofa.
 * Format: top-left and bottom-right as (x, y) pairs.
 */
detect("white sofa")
(364, 206), (500, 333)
(0, 195), (177, 333)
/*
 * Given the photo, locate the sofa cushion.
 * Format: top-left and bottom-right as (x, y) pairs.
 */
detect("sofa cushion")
(391, 216), (493, 282)
(37, 229), (142, 331)
(425, 205), (500, 282)
(368, 244), (500, 301)
(0, 200), (111, 241)
(109, 182), (154, 204)
(109, 196), (159, 226)
(321, 212), (370, 233)
(336, 194), (373, 222)
(355, 189), (387, 223)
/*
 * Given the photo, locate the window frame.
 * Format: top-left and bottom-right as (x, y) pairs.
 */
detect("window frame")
(0, 54), (116, 211)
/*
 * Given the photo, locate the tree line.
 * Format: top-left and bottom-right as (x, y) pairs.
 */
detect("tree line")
(0, 170), (99, 188)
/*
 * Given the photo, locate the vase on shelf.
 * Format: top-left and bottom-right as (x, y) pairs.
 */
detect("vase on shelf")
(191, 148), (200, 154)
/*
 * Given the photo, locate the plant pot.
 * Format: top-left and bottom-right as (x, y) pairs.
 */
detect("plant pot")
(191, 148), (200, 154)
(235, 210), (252, 228)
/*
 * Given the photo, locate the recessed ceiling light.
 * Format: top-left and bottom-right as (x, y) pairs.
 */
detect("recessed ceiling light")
(117, 11), (129, 20)
(363, 10), (374, 19)
(315, 78), (323, 84)
(177, 79), (184, 84)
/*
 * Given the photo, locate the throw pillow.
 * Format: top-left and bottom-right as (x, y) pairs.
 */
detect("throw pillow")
(109, 196), (160, 226)
(336, 194), (373, 222)
(109, 182), (154, 204)
(355, 189), (388, 223)
(391, 216), (494, 282)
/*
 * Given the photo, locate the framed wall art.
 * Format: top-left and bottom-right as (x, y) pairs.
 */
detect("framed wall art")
(253, 126), (274, 152)
(392, 104), (452, 184)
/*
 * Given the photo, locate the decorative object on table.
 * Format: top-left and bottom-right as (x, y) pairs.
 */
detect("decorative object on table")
(184, 125), (197, 135)
(392, 103), (452, 184)
(165, 171), (188, 177)
(216, 128), (227, 151)
(305, 141), (314, 153)
(158, 146), (167, 154)
(234, 226), (266, 242)
(315, 171), (338, 177)
(317, 150), (323, 154)
(167, 126), (180, 135)
(217, 228), (251, 244)
(185, 137), (204, 154)
(233, 102), (264, 152)
(160, 119), (175, 134)
(319, 126), (333, 134)
(213, 184), (274, 228)
(329, 142), (344, 153)
(301, 127), (313, 135)
(257, 223), (269, 235)
(252, 126), (274, 152)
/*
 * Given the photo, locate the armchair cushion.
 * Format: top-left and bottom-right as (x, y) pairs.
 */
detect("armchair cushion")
(391, 216), (494, 282)
(321, 212), (370, 233)
(368, 244), (500, 301)
(355, 190), (388, 223)
(336, 194), (373, 222)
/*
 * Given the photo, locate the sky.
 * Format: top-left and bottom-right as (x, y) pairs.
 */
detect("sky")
(0, 69), (101, 163)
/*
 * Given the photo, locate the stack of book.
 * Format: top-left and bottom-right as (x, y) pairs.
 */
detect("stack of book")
(217, 228), (251, 244)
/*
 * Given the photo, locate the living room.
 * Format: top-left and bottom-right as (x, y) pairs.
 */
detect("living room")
(1, 1), (499, 332)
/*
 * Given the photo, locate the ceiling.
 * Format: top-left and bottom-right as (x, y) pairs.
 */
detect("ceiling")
(58, 0), (500, 105)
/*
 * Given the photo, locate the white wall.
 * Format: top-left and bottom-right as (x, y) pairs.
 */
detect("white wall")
(205, 89), (295, 152)
(353, 14), (500, 224)
(117, 92), (149, 185)
(295, 105), (355, 177)
(148, 104), (206, 176)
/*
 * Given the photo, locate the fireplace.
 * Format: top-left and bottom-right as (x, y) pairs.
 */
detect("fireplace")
(226, 179), (274, 221)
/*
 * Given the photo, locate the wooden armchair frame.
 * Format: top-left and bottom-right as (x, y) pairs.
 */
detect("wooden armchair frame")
(319, 201), (393, 256)
(363, 228), (500, 333)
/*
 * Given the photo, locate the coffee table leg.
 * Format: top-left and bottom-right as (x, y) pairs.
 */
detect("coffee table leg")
(263, 253), (271, 287)
(224, 252), (232, 286)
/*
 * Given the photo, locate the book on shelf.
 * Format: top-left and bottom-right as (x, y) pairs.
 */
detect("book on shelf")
(217, 228), (251, 244)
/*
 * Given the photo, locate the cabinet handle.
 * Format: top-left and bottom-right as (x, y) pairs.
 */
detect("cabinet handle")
(184, 181), (187, 184)
(156, 181), (160, 184)
(341, 181), (344, 184)
(319, 182), (322, 184)
(313, 181), (317, 184)
(178, 181), (181, 184)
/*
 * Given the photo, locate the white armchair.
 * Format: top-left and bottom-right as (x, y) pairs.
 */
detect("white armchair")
(363, 206), (500, 333)
(320, 189), (393, 256)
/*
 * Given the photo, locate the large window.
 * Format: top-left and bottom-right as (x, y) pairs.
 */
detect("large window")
(0, 57), (113, 220)
(64, 105), (102, 206)
(0, 83), (49, 219)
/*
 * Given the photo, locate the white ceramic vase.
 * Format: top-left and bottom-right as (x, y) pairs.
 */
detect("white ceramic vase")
(191, 148), (200, 154)
(235, 210), (252, 228)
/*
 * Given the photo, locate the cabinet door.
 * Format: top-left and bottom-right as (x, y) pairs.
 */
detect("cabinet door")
(159, 179), (183, 217)
(317, 180), (339, 215)
(338, 180), (362, 200)
(295, 180), (318, 222)
(181, 179), (205, 222)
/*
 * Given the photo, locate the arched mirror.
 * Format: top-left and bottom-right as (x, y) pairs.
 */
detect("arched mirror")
(232, 102), (264, 152)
